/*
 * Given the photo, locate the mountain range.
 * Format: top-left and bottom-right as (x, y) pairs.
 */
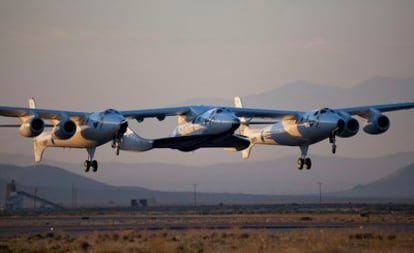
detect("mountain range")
(0, 152), (413, 207)
(1, 152), (413, 195)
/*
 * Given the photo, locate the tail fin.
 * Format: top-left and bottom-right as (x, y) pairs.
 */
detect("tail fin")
(233, 96), (254, 159)
(29, 97), (47, 162)
(233, 96), (249, 135)
(28, 97), (36, 109)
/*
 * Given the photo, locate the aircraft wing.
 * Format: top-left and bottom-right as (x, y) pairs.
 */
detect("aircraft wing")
(153, 134), (250, 151)
(230, 107), (301, 119)
(120, 106), (191, 121)
(121, 106), (301, 122)
(338, 102), (414, 118)
(0, 106), (88, 122)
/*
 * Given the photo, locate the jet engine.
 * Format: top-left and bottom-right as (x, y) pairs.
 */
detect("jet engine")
(19, 117), (45, 137)
(363, 113), (390, 135)
(53, 119), (77, 140)
(336, 114), (360, 138)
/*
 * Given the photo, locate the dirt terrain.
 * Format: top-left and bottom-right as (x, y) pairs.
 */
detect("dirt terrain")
(1, 204), (413, 252)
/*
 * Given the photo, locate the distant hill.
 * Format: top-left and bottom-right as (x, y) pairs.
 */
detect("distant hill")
(0, 163), (288, 207)
(180, 76), (414, 109)
(336, 163), (414, 199)
(1, 157), (414, 207)
(1, 152), (413, 196)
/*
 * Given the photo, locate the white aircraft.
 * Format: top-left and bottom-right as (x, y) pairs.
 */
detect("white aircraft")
(233, 97), (414, 170)
(119, 105), (279, 153)
(0, 100), (279, 171)
(0, 98), (153, 172)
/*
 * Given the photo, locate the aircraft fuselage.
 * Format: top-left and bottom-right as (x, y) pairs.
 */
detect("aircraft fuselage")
(36, 109), (127, 149)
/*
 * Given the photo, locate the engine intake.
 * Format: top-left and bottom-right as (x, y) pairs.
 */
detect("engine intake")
(19, 117), (45, 137)
(336, 116), (359, 138)
(53, 120), (76, 140)
(363, 113), (390, 135)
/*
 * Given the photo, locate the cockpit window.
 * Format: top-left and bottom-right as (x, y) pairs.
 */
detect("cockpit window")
(104, 109), (116, 115)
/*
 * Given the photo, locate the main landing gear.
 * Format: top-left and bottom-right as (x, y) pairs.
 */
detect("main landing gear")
(297, 145), (311, 170)
(84, 147), (98, 172)
(84, 160), (98, 172)
(329, 131), (337, 154)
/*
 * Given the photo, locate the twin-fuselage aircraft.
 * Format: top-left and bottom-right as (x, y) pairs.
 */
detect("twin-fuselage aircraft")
(0, 98), (413, 172)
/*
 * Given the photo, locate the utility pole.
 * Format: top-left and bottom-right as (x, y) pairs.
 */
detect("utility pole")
(318, 182), (322, 205)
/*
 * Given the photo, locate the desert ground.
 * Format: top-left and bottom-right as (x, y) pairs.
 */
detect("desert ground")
(0, 204), (413, 253)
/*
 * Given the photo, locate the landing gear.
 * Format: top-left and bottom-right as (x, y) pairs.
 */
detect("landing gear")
(83, 160), (98, 172)
(297, 157), (312, 170)
(84, 147), (98, 173)
(297, 145), (312, 170)
(112, 137), (121, 156)
(329, 132), (337, 154)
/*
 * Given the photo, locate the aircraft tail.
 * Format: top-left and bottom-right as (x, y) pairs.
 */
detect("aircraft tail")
(234, 96), (248, 135)
(29, 97), (47, 162)
(234, 96), (255, 159)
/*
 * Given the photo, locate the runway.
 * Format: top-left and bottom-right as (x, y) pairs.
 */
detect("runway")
(1, 212), (414, 235)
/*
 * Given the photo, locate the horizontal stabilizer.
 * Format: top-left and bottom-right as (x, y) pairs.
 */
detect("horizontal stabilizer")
(33, 138), (47, 162)
(242, 144), (254, 159)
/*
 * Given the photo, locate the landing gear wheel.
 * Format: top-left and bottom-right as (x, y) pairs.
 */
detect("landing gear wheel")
(332, 144), (337, 154)
(84, 160), (91, 172)
(297, 158), (304, 170)
(92, 160), (98, 172)
(305, 158), (312, 170)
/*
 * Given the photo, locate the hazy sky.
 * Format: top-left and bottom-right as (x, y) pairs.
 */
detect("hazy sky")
(0, 0), (413, 167)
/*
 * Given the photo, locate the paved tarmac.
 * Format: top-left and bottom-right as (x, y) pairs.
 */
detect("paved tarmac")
(1, 214), (413, 235)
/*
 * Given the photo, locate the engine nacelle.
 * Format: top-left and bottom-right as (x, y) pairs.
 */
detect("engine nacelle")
(52, 120), (76, 140)
(336, 115), (360, 138)
(19, 117), (45, 137)
(363, 113), (390, 135)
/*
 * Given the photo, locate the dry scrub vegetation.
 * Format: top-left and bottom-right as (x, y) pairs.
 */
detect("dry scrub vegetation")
(1, 228), (413, 253)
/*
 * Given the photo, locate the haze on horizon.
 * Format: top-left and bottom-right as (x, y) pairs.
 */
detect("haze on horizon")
(0, 0), (413, 167)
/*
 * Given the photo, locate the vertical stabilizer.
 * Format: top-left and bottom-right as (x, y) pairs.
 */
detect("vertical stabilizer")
(233, 96), (254, 159)
(234, 96), (251, 135)
(28, 97), (36, 109)
(234, 96), (243, 108)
